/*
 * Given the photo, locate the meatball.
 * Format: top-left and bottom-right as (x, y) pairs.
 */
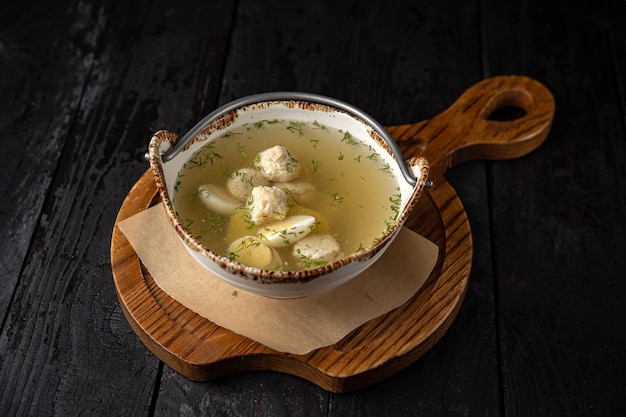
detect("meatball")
(292, 234), (342, 267)
(273, 180), (316, 204)
(254, 145), (301, 182)
(247, 186), (288, 225)
(227, 167), (270, 201)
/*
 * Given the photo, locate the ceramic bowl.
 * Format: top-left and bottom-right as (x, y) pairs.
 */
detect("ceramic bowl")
(148, 92), (429, 298)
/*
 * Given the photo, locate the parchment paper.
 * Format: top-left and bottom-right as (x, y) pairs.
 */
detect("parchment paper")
(117, 204), (438, 354)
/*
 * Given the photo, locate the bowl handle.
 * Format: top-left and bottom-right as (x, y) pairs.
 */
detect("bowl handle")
(145, 130), (181, 163)
(406, 156), (431, 190)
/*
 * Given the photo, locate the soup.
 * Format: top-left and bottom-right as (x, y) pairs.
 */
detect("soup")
(173, 118), (401, 271)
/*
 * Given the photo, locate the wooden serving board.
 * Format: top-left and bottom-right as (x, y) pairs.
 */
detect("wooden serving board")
(111, 75), (554, 393)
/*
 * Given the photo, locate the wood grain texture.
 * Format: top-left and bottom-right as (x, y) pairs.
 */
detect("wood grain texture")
(110, 75), (554, 393)
(483, 2), (626, 416)
(0, 0), (238, 415)
(2, 0), (625, 415)
(0, 0), (106, 323)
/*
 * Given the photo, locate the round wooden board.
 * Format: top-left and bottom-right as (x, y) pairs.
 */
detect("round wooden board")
(111, 76), (555, 393)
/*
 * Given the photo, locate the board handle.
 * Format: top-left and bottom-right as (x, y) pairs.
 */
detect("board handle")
(387, 75), (555, 180)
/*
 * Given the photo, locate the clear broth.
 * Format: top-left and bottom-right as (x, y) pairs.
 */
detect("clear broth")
(174, 118), (401, 271)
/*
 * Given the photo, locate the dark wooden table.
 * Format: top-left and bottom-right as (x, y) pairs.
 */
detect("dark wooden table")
(1, 1), (625, 415)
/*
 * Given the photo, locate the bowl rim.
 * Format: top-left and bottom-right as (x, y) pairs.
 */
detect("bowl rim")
(160, 92), (418, 187)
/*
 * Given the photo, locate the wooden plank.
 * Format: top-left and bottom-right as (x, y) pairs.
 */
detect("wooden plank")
(0, 0), (237, 416)
(0, 1), (621, 416)
(0, 1), (114, 413)
(482, 0), (626, 415)
(608, 0), (626, 130)
(0, 0), (104, 322)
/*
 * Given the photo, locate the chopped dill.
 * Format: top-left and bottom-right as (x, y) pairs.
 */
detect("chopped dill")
(230, 238), (262, 257)
(242, 211), (256, 230)
(236, 142), (246, 156)
(389, 192), (402, 218)
(222, 166), (237, 178)
(222, 130), (242, 138)
(328, 192), (343, 204)
(313, 121), (327, 130)
(184, 143), (222, 169)
(204, 212), (225, 231)
(294, 248), (329, 269)
(252, 118), (282, 129)
(341, 131), (358, 145)
(287, 121), (305, 136)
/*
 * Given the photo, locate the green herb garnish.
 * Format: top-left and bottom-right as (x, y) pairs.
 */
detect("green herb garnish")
(313, 121), (327, 130)
(341, 131), (358, 145)
(184, 143), (222, 169)
(287, 121), (305, 136)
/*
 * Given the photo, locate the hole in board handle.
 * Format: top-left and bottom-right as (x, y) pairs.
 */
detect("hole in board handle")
(480, 88), (533, 122)
(486, 106), (527, 121)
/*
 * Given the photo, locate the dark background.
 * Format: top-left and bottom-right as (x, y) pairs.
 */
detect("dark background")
(1, 0), (624, 416)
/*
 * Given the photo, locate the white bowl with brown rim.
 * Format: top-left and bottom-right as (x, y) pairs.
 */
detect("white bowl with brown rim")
(148, 92), (429, 298)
